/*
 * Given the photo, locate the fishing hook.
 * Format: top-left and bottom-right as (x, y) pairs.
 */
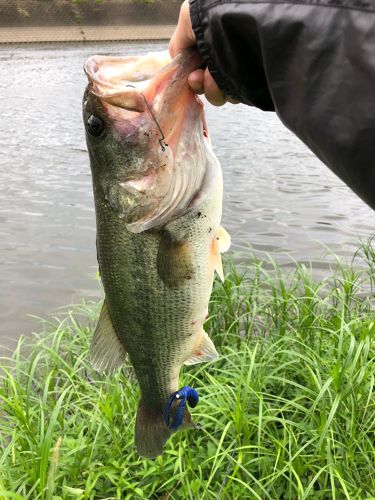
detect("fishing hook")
(163, 386), (199, 430)
(141, 93), (168, 152)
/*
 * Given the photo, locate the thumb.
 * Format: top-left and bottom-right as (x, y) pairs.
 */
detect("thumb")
(169, 0), (196, 58)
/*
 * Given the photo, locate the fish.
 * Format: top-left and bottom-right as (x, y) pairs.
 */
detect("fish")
(83, 49), (230, 458)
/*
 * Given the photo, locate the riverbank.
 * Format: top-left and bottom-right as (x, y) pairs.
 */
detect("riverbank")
(0, 0), (180, 43)
(0, 25), (174, 43)
(1, 245), (374, 498)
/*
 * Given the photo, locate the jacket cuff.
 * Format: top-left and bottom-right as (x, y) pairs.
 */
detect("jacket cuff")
(189, 0), (241, 102)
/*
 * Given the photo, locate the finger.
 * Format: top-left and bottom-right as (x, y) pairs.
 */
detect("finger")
(203, 69), (226, 106)
(188, 69), (205, 94)
(227, 97), (240, 104)
(169, 1), (195, 58)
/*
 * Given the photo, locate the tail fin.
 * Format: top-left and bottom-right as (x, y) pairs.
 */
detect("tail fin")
(135, 402), (172, 458)
(135, 401), (194, 458)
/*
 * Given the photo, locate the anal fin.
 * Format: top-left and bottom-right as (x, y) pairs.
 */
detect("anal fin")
(90, 299), (127, 374)
(184, 330), (219, 365)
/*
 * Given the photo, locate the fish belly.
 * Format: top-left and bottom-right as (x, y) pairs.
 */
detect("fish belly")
(95, 190), (221, 411)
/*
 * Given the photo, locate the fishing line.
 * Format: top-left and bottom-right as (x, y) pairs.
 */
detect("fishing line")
(141, 93), (168, 152)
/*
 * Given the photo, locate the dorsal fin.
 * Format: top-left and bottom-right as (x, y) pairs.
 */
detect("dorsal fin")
(90, 300), (127, 374)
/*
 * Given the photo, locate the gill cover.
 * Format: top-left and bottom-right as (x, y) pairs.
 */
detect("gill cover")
(84, 50), (215, 233)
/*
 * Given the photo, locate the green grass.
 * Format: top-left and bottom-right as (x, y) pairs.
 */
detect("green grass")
(1, 242), (375, 499)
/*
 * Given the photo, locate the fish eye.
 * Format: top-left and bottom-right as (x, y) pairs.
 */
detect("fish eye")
(87, 115), (104, 137)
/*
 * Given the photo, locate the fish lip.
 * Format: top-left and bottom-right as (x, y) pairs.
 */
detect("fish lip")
(83, 55), (148, 113)
(84, 50), (210, 153)
(83, 50), (203, 115)
(83, 56), (98, 83)
(83, 49), (201, 88)
(83, 52), (169, 113)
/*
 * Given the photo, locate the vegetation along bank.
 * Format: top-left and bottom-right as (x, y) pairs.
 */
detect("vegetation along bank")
(0, 241), (374, 498)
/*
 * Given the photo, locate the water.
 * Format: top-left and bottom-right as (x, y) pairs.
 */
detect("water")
(0, 41), (373, 347)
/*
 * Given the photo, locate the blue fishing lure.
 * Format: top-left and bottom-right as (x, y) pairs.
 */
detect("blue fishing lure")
(163, 386), (199, 430)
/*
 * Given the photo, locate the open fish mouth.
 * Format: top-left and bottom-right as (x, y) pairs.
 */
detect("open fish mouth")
(84, 51), (172, 113)
(84, 49), (206, 143)
(84, 50), (215, 233)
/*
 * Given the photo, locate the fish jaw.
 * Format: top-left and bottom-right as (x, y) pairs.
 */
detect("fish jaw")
(83, 49), (212, 233)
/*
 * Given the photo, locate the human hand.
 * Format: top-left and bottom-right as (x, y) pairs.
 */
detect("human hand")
(169, 0), (238, 106)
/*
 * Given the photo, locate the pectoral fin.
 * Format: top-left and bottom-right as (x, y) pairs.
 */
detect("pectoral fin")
(184, 330), (219, 365)
(157, 231), (194, 288)
(90, 300), (127, 374)
(217, 226), (231, 253)
(211, 226), (231, 282)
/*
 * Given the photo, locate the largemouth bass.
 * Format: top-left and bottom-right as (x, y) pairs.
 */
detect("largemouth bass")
(83, 50), (230, 458)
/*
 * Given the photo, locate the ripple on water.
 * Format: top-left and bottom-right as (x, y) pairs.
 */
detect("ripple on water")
(0, 41), (374, 345)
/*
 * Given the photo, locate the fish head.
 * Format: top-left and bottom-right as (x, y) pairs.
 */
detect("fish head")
(83, 49), (215, 232)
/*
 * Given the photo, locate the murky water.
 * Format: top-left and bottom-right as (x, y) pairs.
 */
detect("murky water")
(0, 41), (373, 347)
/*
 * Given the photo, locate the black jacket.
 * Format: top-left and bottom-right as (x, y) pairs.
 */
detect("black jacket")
(190, 0), (375, 210)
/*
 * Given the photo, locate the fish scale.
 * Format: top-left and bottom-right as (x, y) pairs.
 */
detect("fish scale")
(84, 49), (230, 457)
(96, 194), (218, 408)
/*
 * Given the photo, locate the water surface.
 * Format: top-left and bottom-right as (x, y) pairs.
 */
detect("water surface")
(0, 42), (373, 347)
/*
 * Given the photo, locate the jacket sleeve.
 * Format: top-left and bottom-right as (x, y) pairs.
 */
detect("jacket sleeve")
(190, 0), (375, 210)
